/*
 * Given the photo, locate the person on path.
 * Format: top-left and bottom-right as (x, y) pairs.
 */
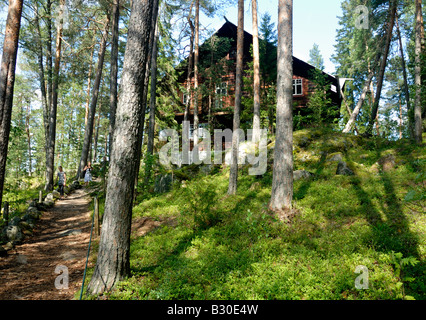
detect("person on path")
(57, 166), (67, 199)
(83, 162), (92, 187)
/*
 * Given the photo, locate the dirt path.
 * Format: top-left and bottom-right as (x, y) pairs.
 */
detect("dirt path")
(0, 188), (93, 300)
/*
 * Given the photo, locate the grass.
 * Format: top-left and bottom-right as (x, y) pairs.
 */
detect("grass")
(88, 127), (426, 300)
(1, 176), (43, 227)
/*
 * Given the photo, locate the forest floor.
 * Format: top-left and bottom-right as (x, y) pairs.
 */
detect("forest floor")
(0, 188), (93, 300)
(0, 185), (166, 300)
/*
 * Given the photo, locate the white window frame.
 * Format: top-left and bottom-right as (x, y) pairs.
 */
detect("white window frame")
(216, 82), (228, 96)
(189, 123), (209, 140)
(183, 93), (189, 105)
(215, 82), (227, 108)
(293, 79), (303, 96)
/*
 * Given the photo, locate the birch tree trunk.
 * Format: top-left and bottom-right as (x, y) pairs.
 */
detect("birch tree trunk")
(0, 0), (23, 209)
(227, 0), (244, 195)
(77, 15), (110, 179)
(269, 0), (293, 215)
(252, 0), (261, 143)
(414, 0), (423, 144)
(87, 0), (157, 295)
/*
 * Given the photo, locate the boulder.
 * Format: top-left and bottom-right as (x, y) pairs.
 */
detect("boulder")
(0, 245), (7, 257)
(43, 200), (54, 208)
(2, 242), (13, 251)
(26, 206), (41, 219)
(35, 201), (49, 211)
(58, 229), (82, 237)
(52, 190), (61, 199)
(71, 180), (82, 190)
(378, 154), (396, 172)
(327, 152), (343, 162)
(5, 225), (23, 243)
(370, 163), (380, 174)
(45, 193), (55, 202)
(19, 217), (35, 229)
(28, 200), (38, 208)
(9, 216), (21, 226)
(293, 170), (315, 181)
(336, 161), (354, 176)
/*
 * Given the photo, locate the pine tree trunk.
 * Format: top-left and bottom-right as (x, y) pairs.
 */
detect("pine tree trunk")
(0, 0), (23, 208)
(342, 31), (388, 134)
(45, 0), (53, 185)
(26, 102), (32, 176)
(399, 99), (403, 139)
(147, 22), (159, 156)
(342, 72), (374, 133)
(367, 0), (397, 136)
(269, 0), (293, 215)
(87, 0), (157, 296)
(414, 0), (423, 144)
(109, 0), (120, 157)
(45, 0), (65, 191)
(133, 0), (159, 196)
(77, 15), (110, 179)
(84, 34), (96, 127)
(93, 107), (101, 163)
(193, 0), (200, 147)
(34, 2), (49, 158)
(395, 13), (411, 137)
(46, 0), (53, 119)
(228, 0), (244, 195)
(145, 21), (159, 185)
(252, 0), (261, 142)
(184, 1), (195, 125)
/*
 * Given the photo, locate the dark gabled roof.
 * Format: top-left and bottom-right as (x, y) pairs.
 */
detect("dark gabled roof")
(178, 19), (340, 91)
(214, 19), (254, 57)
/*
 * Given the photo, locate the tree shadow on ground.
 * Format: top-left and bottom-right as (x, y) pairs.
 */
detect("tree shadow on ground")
(294, 150), (328, 201)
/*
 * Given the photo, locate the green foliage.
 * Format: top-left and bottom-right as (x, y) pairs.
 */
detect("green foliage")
(95, 127), (426, 301)
(180, 177), (223, 229)
(403, 160), (425, 214)
(305, 69), (335, 126)
(308, 43), (325, 70)
(389, 251), (420, 300)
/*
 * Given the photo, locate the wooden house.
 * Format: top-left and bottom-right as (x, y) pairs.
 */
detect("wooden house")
(174, 19), (343, 135)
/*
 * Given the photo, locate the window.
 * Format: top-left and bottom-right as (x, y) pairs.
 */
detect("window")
(216, 82), (227, 96)
(189, 123), (209, 140)
(293, 79), (303, 96)
(215, 82), (227, 108)
(182, 93), (189, 105)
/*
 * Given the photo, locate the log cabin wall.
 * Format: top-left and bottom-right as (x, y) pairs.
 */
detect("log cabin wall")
(174, 20), (342, 128)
